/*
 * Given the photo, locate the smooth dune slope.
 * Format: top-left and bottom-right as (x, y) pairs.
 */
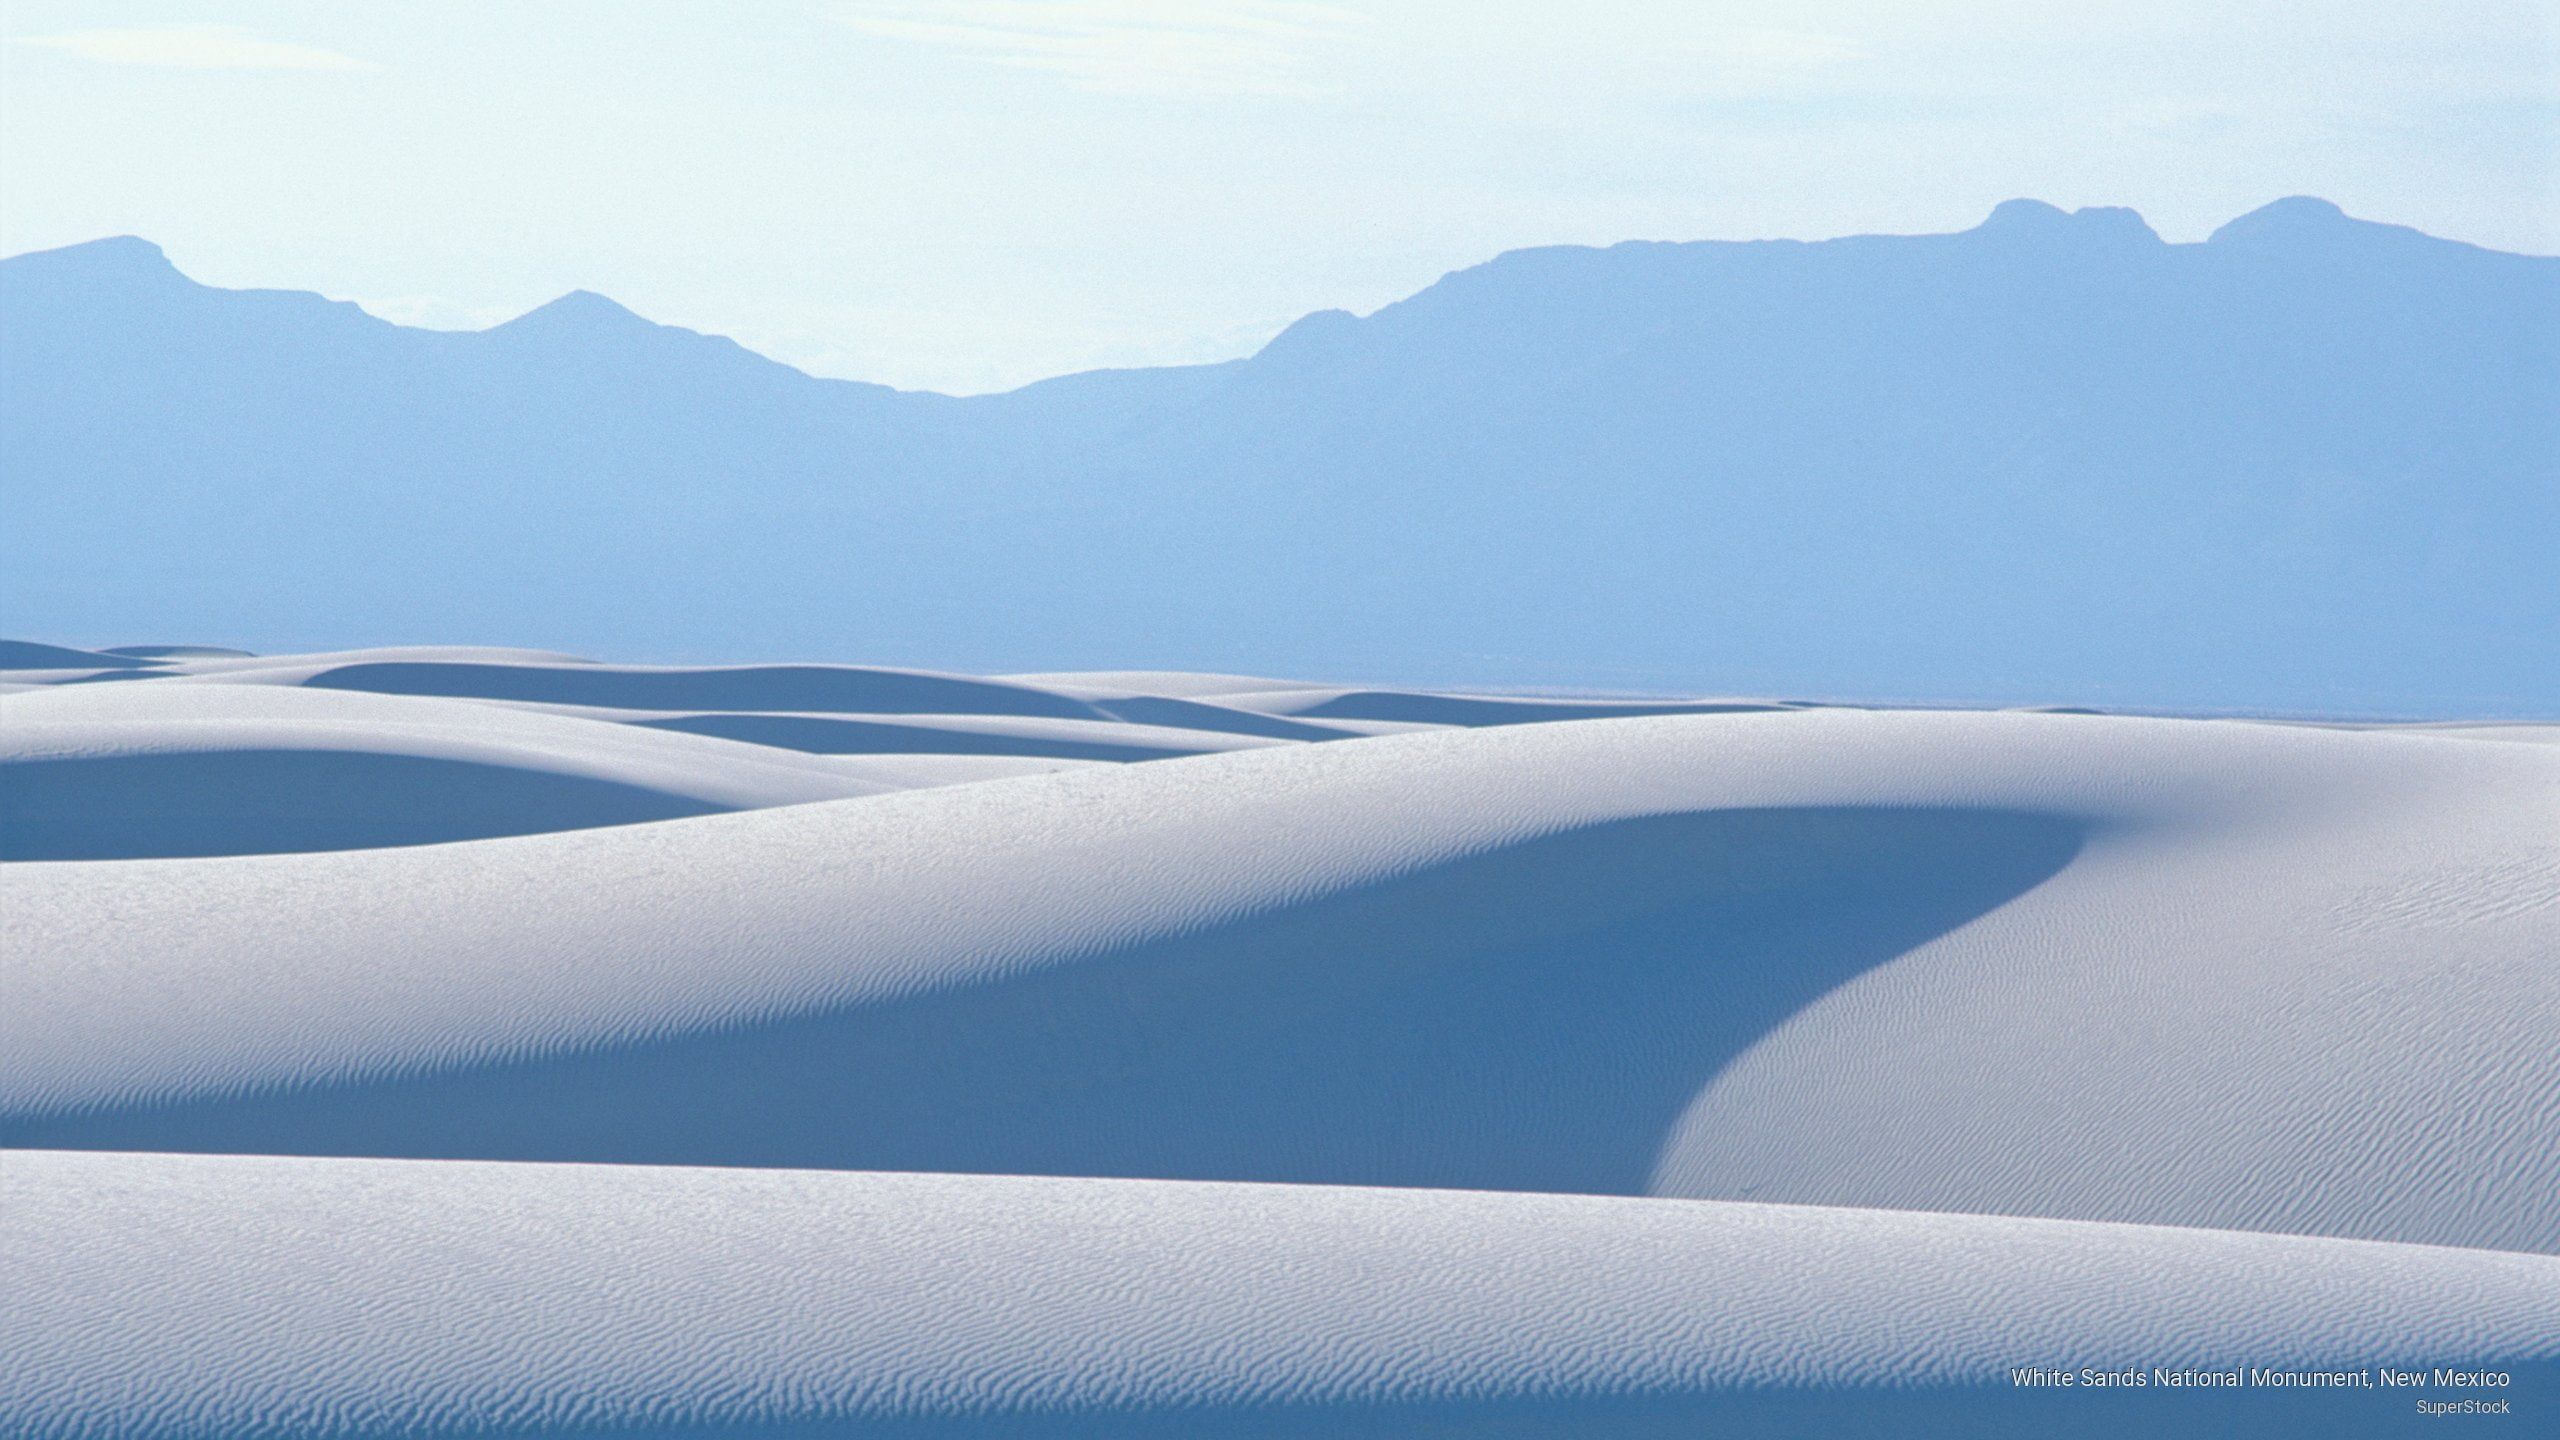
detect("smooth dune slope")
(6, 708), (2553, 1252)
(219, 654), (1408, 742)
(626, 709), (1289, 762)
(1002, 669), (1334, 697)
(291, 657), (1114, 719)
(6, 1151), (2554, 1440)
(121, 644), (596, 671)
(93, 644), (257, 659)
(0, 650), (1360, 857)
(0, 681), (899, 859)
(0, 645), (1393, 758)
(0, 640), (158, 670)
(1210, 686), (1797, 727)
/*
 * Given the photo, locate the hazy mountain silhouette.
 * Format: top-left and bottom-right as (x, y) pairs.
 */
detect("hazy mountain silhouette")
(4, 199), (2553, 712)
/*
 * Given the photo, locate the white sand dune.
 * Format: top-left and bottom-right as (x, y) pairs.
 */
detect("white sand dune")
(93, 644), (259, 660)
(2316, 720), (2560, 746)
(1003, 668), (1337, 697)
(270, 655), (1117, 719)
(0, 666), (154, 685)
(61, 647), (1405, 738)
(619, 708), (1291, 762)
(135, 644), (598, 673)
(7, 1151), (2553, 1440)
(1212, 686), (1799, 727)
(0, 682), (904, 859)
(0, 664), (1223, 858)
(5, 696), (2552, 1254)
(0, 640), (160, 670)
(0, 650), (1429, 860)
(7, 645), (2553, 1434)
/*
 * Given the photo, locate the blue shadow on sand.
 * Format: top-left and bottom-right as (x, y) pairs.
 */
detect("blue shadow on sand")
(6, 806), (2084, 1195)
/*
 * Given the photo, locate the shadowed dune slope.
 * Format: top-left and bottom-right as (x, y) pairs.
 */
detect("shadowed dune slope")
(636, 710), (1286, 762)
(94, 644), (258, 659)
(182, 654), (1386, 743)
(5, 1152), (2555, 1440)
(300, 659), (1110, 719)
(0, 801), (2083, 1191)
(5, 709), (2553, 1252)
(1223, 688), (1793, 726)
(0, 640), (158, 670)
(0, 649), (1444, 859)
(0, 743), (749, 860)
(1003, 669), (1333, 697)
(0, 652), (1376, 858)
(1082, 693), (1380, 740)
(0, 684), (901, 859)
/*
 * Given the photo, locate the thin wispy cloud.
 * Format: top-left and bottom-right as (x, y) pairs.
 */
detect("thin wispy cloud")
(10, 24), (375, 72)
(840, 1), (1367, 98)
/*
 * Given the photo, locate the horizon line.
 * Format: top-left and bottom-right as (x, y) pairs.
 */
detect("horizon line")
(5, 193), (2540, 399)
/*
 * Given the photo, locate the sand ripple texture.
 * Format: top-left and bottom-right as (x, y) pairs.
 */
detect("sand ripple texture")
(5, 646), (2556, 1436)
(6, 1152), (2557, 1440)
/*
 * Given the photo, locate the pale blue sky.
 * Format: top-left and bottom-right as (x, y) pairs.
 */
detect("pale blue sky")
(4, 1), (2554, 393)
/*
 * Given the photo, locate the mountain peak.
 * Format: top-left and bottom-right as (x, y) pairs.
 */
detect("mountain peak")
(466, 285), (836, 386)
(1, 234), (182, 284)
(1254, 308), (1361, 367)
(1981, 198), (2071, 229)
(2227, 195), (2346, 224)
(1975, 200), (2162, 244)
(65, 234), (169, 264)
(1, 202), (2549, 715)
(2207, 196), (2362, 247)
(497, 289), (650, 332)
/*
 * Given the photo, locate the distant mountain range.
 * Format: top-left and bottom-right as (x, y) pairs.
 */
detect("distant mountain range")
(4, 198), (2553, 713)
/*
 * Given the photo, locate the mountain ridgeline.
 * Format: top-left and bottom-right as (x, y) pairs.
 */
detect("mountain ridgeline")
(4, 199), (2553, 713)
